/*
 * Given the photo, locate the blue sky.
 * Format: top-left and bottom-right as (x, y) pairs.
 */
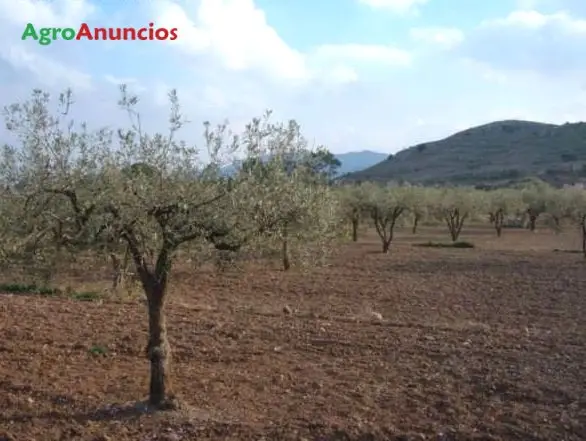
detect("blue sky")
(1, 0), (586, 154)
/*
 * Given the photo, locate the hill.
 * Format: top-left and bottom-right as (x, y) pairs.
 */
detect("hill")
(222, 150), (387, 177)
(342, 120), (586, 187)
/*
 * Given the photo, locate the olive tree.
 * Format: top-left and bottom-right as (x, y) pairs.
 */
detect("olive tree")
(404, 185), (428, 234)
(520, 181), (551, 231)
(486, 188), (524, 237)
(0, 88), (336, 408)
(363, 183), (409, 253)
(337, 183), (370, 242)
(236, 125), (342, 271)
(561, 187), (586, 257)
(542, 187), (576, 233)
(430, 187), (478, 242)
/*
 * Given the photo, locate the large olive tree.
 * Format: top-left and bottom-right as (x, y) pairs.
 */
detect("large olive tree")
(0, 88), (338, 408)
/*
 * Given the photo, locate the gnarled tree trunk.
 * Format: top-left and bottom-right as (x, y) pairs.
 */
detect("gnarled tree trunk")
(126, 234), (175, 408)
(145, 282), (171, 407)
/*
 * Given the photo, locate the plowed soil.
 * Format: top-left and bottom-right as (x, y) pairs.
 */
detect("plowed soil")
(1, 226), (585, 441)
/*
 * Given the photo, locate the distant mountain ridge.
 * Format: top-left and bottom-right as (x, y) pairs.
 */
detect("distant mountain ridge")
(342, 120), (586, 187)
(335, 150), (388, 175)
(222, 150), (387, 177)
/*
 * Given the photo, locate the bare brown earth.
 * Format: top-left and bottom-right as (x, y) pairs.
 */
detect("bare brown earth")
(1, 226), (585, 441)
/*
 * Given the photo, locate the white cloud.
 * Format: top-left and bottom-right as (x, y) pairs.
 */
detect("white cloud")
(409, 27), (465, 49)
(153, 0), (308, 81)
(310, 44), (412, 66)
(357, 0), (428, 14)
(0, 0), (95, 90)
(482, 9), (586, 31)
(0, 0), (95, 25)
(458, 9), (586, 76)
(1, 45), (92, 90)
(153, 0), (412, 84)
(308, 44), (413, 83)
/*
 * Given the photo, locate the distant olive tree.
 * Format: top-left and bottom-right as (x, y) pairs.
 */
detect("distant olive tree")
(520, 181), (551, 231)
(543, 188), (575, 233)
(404, 185), (428, 234)
(337, 183), (370, 242)
(430, 187), (478, 242)
(0, 87), (338, 408)
(363, 183), (409, 253)
(486, 188), (524, 237)
(557, 187), (586, 257)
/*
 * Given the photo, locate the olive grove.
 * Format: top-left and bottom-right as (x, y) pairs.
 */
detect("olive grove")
(1, 88), (586, 413)
(0, 88), (342, 407)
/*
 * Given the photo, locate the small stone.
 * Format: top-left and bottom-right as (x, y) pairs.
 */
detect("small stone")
(370, 311), (383, 320)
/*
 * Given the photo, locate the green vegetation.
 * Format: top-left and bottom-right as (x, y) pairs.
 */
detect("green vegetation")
(0, 283), (101, 301)
(343, 120), (586, 187)
(88, 345), (108, 356)
(413, 241), (475, 249)
(0, 283), (58, 296)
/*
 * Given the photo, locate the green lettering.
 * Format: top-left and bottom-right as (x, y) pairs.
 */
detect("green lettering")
(39, 28), (52, 46)
(21, 23), (38, 41)
(61, 28), (76, 40)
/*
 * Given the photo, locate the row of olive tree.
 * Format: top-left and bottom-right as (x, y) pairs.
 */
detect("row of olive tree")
(336, 181), (586, 256)
(0, 88), (342, 408)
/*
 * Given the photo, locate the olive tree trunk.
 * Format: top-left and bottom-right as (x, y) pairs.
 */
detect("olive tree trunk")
(126, 235), (175, 408)
(493, 209), (504, 237)
(526, 209), (538, 232)
(145, 282), (171, 406)
(412, 214), (420, 234)
(581, 215), (586, 259)
(351, 217), (359, 242)
(282, 222), (290, 271)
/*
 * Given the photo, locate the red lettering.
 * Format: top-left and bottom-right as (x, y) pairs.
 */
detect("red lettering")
(107, 28), (122, 40)
(155, 28), (169, 40)
(137, 28), (148, 40)
(169, 28), (178, 40)
(123, 28), (136, 40)
(94, 27), (107, 40)
(76, 23), (93, 40)
(148, 23), (155, 40)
